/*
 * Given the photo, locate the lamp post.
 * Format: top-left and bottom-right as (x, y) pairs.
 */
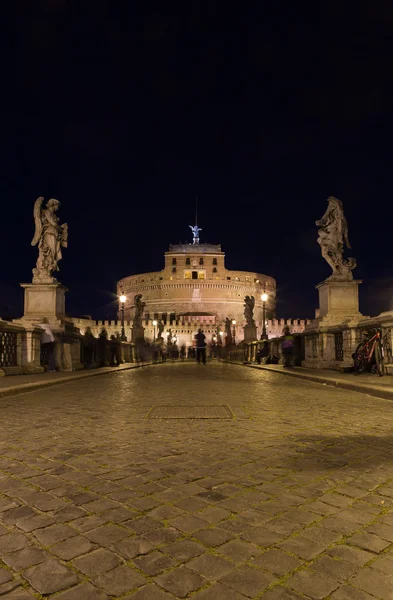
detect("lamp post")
(119, 294), (127, 341)
(232, 319), (236, 345)
(152, 320), (157, 342)
(261, 292), (268, 340)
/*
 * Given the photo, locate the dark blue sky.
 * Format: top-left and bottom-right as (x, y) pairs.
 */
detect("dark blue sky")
(2, 2), (393, 320)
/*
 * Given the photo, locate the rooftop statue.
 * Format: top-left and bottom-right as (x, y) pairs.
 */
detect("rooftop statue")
(189, 225), (202, 244)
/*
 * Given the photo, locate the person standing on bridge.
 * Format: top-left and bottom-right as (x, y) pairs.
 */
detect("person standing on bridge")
(281, 326), (294, 367)
(195, 328), (207, 364)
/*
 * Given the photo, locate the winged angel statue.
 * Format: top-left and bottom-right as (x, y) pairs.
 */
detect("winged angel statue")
(316, 196), (356, 280)
(31, 197), (68, 283)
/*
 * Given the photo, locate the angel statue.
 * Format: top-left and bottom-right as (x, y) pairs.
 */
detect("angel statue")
(157, 320), (164, 342)
(244, 295), (255, 326)
(31, 197), (68, 284)
(133, 294), (145, 326)
(189, 225), (202, 244)
(316, 196), (356, 280)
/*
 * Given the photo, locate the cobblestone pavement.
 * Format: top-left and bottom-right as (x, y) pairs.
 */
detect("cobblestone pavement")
(1, 362), (393, 599)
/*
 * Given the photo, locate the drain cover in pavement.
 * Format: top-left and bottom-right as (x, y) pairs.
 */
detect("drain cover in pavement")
(148, 405), (233, 419)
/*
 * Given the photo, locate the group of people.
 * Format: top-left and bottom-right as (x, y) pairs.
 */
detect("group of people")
(256, 326), (295, 367)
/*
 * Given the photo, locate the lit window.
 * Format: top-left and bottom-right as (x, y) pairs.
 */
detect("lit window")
(198, 271), (205, 279)
(184, 271), (191, 279)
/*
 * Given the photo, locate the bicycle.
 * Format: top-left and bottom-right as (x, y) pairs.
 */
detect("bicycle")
(353, 329), (385, 376)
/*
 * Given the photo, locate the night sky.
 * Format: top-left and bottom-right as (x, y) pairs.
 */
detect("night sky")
(2, 2), (393, 321)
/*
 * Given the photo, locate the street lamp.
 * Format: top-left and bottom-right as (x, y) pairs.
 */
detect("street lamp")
(152, 319), (157, 342)
(261, 292), (268, 340)
(119, 294), (127, 341)
(232, 319), (236, 345)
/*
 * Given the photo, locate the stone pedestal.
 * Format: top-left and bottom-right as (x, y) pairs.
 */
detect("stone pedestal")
(132, 324), (145, 343)
(18, 282), (67, 326)
(316, 278), (362, 326)
(243, 324), (257, 343)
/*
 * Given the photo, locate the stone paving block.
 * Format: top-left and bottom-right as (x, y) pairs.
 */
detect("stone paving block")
(155, 565), (207, 598)
(0, 588), (37, 599)
(192, 581), (248, 599)
(3, 545), (48, 570)
(301, 525), (343, 546)
(217, 539), (261, 563)
(163, 539), (204, 562)
(262, 587), (308, 599)
(2, 506), (36, 526)
(169, 514), (210, 533)
(350, 567), (393, 597)
(320, 515), (362, 535)
(72, 547), (122, 577)
(241, 526), (283, 546)
(149, 505), (184, 520)
(193, 527), (235, 547)
(125, 516), (162, 534)
(0, 499), (18, 513)
(50, 534), (98, 560)
(93, 564), (146, 596)
(305, 500), (339, 516)
(187, 553), (234, 580)
(286, 569), (340, 599)
(84, 523), (129, 546)
(310, 554), (358, 582)
(277, 536), (328, 560)
(111, 537), (154, 560)
(16, 514), (56, 532)
(220, 518), (253, 535)
(237, 508), (272, 526)
(327, 544), (374, 566)
(0, 569), (13, 584)
(33, 523), (76, 546)
(53, 581), (109, 600)
(330, 584), (376, 599)
(319, 492), (354, 508)
(253, 548), (303, 576)
(197, 506), (230, 524)
(82, 498), (120, 513)
(0, 533), (29, 554)
(52, 506), (87, 522)
(347, 531), (391, 553)
(23, 558), (81, 595)
(133, 550), (177, 575)
(122, 583), (177, 599)
(27, 474), (62, 490)
(143, 527), (180, 546)
(365, 521), (393, 542)
(280, 508), (319, 526)
(70, 514), (109, 532)
(265, 518), (303, 536)
(220, 564), (277, 597)
(369, 553), (393, 575)
(174, 497), (208, 512)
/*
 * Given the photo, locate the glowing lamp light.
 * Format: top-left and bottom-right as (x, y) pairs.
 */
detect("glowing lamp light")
(219, 331), (223, 336)
(152, 320), (157, 326)
(261, 293), (268, 302)
(119, 294), (127, 303)
(232, 319), (236, 325)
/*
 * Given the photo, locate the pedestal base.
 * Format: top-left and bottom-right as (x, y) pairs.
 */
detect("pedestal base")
(243, 324), (257, 343)
(316, 278), (362, 326)
(17, 282), (68, 326)
(132, 325), (145, 343)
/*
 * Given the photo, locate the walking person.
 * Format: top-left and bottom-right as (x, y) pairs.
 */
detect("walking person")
(40, 317), (56, 372)
(195, 328), (207, 364)
(281, 326), (294, 367)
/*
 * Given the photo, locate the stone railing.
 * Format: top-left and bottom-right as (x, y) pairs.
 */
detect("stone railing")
(0, 318), (141, 376)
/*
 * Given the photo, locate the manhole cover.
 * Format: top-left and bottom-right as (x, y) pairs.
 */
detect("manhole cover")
(148, 405), (233, 419)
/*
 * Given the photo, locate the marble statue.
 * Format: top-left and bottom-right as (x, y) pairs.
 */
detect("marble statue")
(133, 294), (145, 325)
(316, 196), (356, 280)
(189, 225), (202, 244)
(157, 321), (164, 339)
(224, 317), (232, 344)
(244, 295), (255, 326)
(31, 197), (68, 284)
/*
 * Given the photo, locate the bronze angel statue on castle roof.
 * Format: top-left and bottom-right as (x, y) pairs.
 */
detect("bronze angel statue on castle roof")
(31, 197), (68, 284)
